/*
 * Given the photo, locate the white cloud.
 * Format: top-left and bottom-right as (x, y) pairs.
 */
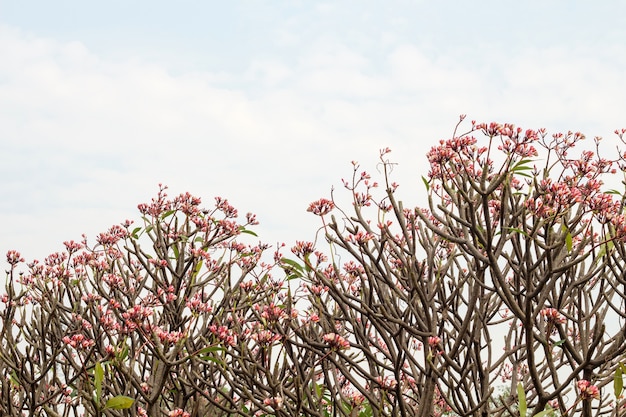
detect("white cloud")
(2, 19), (626, 262)
(244, 60), (293, 87)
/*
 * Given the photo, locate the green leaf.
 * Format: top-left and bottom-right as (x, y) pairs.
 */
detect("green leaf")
(196, 345), (226, 364)
(421, 176), (430, 191)
(196, 346), (225, 354)
(303, 255), (312, 273)
(504, 227), (530, 238)
(315, 382), (322, 398)
(195, 346), (225, 359)
(561, 224), (573, 252)
(512, 159), (534, 170)
(515, 172), (533, 178)
(239, 227), (258, 237)
(511, 159), (535, 178)
(512, 165), (533, 172)
(281, 258), (304, 273)
(200, 355), (225, 364)
(94, 362), (104, 407)
(553, 339), (566, 347)
(190, 260), (203, 285)
(172, 243), (179, 259)
(160, 209), (176, 219)
(615, 365), (624, 398)
(596, 240), (615, 263)
(359, 404), (374, 417)
(117, 343), (129, 362)
(9, 370), (20, 388)
(286, 273), (301, 281)
(517, 383), (527, 417)
(565, 231), (573, 252)
(131, 227), (142, 239)
(533, 409), (553, 417)
(105, 395), (135, 409)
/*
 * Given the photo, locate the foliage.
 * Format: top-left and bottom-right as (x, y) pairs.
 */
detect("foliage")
(4, 117), (626, 416)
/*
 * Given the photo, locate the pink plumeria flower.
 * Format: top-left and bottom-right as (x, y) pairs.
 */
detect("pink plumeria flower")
(577, 379), (600, 400)
(323, 333), (350, 350)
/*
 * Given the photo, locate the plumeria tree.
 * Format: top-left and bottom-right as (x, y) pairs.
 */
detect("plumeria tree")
(289, 117), (626, 417)
(4, 118), (626, 417)
(0, 186), (330, 417)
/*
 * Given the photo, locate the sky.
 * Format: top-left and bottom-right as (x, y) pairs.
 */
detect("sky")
(2, 1), (626, 262)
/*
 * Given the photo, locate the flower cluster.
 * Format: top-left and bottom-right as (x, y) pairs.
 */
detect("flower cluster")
(62, 334), (96, 350)
(577, 380), (600, 400)
(307, 198), (335, 216)
(323, 333), (350, 350)
(263, 396), (284, 410)
(540, 308), (566, 325)
(6, 250), (24, 266)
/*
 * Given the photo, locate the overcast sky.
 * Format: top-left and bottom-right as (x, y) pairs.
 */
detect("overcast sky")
(2, 1), (626, 261)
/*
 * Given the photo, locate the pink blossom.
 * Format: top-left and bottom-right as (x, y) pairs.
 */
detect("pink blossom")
(347, 230), (375, 244)
(81, 292), (102, 303)
(259, 303), (287, 322)
(96, 224), (129, 246)
(308, 284), (328, 296)
(307, 198), (335, 216)
(63, 240), (83, 254)
(99, 308), (121, 332)
(186, 292), (213, 314)
(138, 185), (170, 217)
(215, 196), (238, 218)
(428, 336), (441, 347)
(307, 312), (320, 323)
(374, 375), (398, 390)
(217, 219), (240, 236)
(239, 281), (255, 291)
(209, 325), (236, 346)
(263, 396), (284, 410)
(353, 192), (372, 207)
(62, 334), (95, 350)
(169, 409), (191, 417)
(577, 379), (600, 400)
(380, 147), (392, 156)
(291, 241), (315, 257)
(251, 329), (281, 346)
(6, 250), (24, 266)
(154, 327), (186, 344)
(148, 258), (168, 268)
(540, 308), (566, 325)
(245, 212), (258, 225)
(323, 333), (350, 350)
